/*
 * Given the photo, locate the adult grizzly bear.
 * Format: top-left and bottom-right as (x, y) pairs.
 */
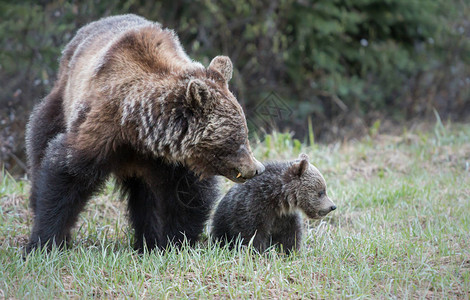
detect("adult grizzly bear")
(25, 14), (264, 253)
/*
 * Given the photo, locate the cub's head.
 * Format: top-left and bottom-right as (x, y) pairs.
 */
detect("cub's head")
(183, 56), (264, 182)
(285, 153), (336, 219)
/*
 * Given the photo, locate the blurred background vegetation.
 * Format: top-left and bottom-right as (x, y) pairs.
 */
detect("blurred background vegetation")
(1, 0), (469, 175)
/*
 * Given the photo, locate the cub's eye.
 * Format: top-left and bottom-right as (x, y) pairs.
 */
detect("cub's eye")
(318, 190), (325, 197)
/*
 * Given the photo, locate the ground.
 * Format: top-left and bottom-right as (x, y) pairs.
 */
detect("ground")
(0, 121), (469, 298)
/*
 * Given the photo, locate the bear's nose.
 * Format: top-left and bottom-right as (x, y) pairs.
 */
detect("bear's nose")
(330, 205), (337, 211)
(254, 160), (265, 175)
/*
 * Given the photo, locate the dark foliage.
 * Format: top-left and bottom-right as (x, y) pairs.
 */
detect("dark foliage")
(1, 0), (469, 174)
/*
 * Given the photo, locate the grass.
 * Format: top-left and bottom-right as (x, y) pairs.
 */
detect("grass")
(1, 122), (469, 298)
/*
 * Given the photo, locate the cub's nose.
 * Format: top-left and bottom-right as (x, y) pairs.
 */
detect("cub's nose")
(330, 205), (337, 211)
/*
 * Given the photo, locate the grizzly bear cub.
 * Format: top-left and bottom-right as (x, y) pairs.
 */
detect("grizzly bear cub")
(211, 154), (336, 253)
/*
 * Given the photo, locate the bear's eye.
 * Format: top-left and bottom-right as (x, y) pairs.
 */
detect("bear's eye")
(318, 190), (325, 197)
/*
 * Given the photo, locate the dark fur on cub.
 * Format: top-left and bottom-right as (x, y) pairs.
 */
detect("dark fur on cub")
(211, 154), (336, 253)
(25, 14), (264, 253)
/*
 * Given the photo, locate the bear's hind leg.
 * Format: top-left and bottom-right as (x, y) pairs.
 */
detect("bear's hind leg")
(26, 88), (65, 212)
(26, 134), (107, 253)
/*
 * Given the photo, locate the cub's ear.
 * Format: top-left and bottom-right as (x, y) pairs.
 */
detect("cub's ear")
(186, 79), (212, 110)
(289, 154), (310, 177)
(208, 56), (233, 82)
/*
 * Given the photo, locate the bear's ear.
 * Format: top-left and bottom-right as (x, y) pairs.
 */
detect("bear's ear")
(186, 79), (212, 110)
(208, 56), (233, 82)
(290, 154), (309, 177)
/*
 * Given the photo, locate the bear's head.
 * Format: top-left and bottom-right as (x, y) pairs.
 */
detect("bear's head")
(183, 56), (264, 183)
(284, 153), (336, 219)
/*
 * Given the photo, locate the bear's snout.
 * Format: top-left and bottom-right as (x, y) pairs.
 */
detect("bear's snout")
(318, 206), (336, 217)
(316, 197), (337, 217)
(234, 158), (265, 182)
(254, 159), (266, 176)
(228, 144), (265, 182)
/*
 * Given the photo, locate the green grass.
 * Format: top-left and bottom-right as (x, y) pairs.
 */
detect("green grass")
(1, 123), (469, 298)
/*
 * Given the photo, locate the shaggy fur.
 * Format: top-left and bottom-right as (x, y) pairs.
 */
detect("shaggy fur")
(211, 154), (336, 253)
(25, 14), (264, 253)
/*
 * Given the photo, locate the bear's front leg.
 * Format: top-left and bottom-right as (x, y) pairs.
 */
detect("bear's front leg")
(26, 134), (107, 253)
(123, 160), (218, 252)
(271, 214), (303, 254)
(121, 176), (165, 252)
(160, 168), (217, 248)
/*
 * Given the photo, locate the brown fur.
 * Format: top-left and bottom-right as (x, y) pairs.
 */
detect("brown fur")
(37, 14), (263, 181)
(211, 154), (336, 253)
(25, 14), (264, 253)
